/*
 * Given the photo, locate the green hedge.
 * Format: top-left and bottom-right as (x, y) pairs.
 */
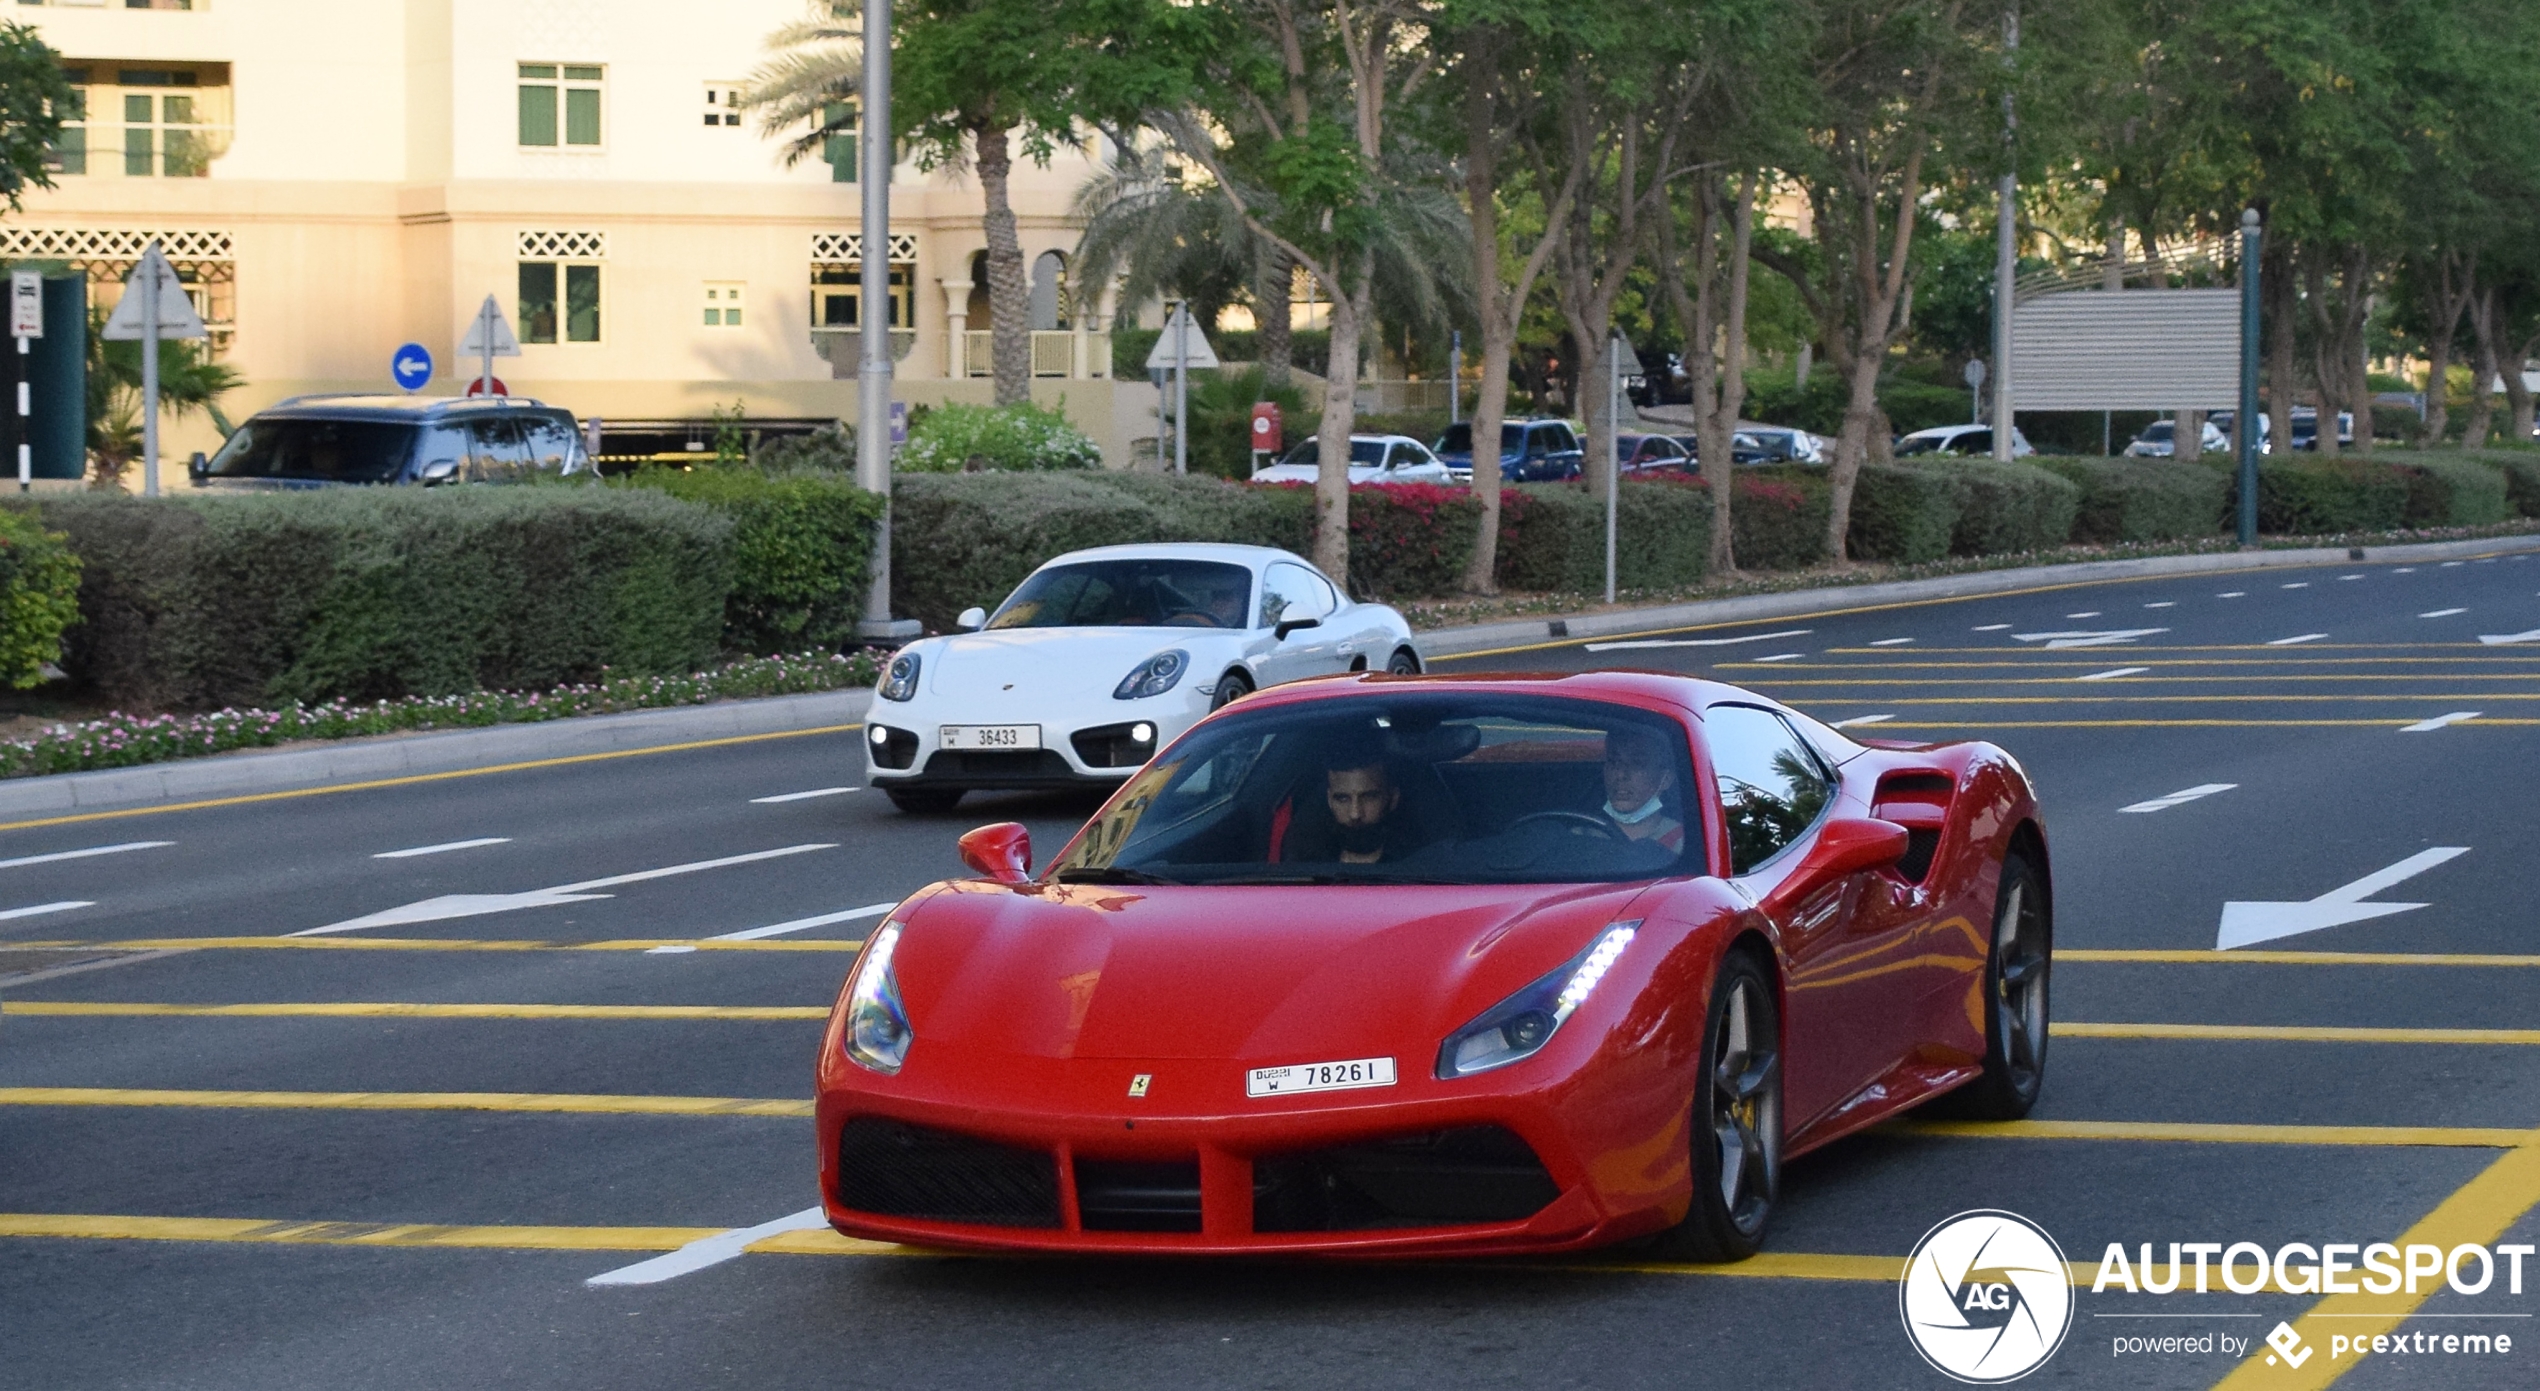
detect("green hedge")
(1495, 481), (1711, 592)
(1728, 471), (1832, 569)
(899, 401), (1103, 471)
(2456, 449), (2540, 517)
(620, 468), (884, 655)
(0, 508), (82, 689)
(2391, 454), (2512, 526)
(2033, 458), (2229, 543)
(20, 489), (729, 710)
(2232, 459), (2411, 534)
(1842, 464), (1960, 563)
(1346, 483), (1480, 599)
(1924, 460), (2082, 555)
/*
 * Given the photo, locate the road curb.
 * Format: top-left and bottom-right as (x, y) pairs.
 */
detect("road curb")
(1415, 533), (2540, 659)
(0, 689), (874, 822)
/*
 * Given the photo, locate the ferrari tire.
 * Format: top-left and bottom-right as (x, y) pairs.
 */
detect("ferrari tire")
(1929, 850), (2051, 1120)
(883, 786), (965, 814)
(1386, 648), (1421, 675)
(1210, 670), (1255, 710)
(1653, 950), (1781, 1263)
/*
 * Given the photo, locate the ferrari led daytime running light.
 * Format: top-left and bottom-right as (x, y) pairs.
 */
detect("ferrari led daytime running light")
(843, 921), (912, 1074)
(1436, 923), (1639, 1079)
(1113, 649), (1190, 701)
(878, 652), (922, 702)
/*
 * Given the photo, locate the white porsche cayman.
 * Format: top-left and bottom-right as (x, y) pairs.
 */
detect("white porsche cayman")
(864, 542), (1422, 812)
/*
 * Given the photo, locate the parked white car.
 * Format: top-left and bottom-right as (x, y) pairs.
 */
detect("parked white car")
(1893, 424), (2036, 458)
(2123, 418), (2232, 457)
(865, 543), (1423, 812)
(1249, 434), (1454, 486)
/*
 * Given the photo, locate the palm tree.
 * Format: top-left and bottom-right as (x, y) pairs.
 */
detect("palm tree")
(1070, 144), (1266, 373)
(84, 304), (242, 489)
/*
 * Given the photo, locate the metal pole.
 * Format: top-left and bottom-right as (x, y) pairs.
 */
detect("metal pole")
(856, 0), (907, 638)
(16, 334), (28, 493)
(479, 301), (493, 397)
(1173, 302), (1188, 476)
(1449, 330), (1461, 425)
(2237, 208), (2263, 547)
(142, 259), (160, 497)
(1990, 3), (2018, 461)
(1604, 329), (1619, 606)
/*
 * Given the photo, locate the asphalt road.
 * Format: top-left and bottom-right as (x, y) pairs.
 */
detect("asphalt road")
(4, 551), (2538, 1390)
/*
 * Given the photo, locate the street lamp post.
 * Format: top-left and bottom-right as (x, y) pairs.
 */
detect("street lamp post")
(1991, 2), (2018, 461)
(2238, 208), (2262, 547)
(857, 0), (918, 642)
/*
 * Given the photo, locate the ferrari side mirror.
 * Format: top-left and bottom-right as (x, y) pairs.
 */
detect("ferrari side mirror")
(958, 821), (1032, 883)
(956, 606), (987, 631)
(1800, 817), (1910, 882)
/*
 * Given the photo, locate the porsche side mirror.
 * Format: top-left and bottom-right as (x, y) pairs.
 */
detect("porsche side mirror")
(1274, 616), (1322, 641)
(958, 821), (1032, 883)
(1800, 817), (1911, 882)
(187, 451), (209, 482)
(956, 606), (987, 632)
(420, 459), (460, 486)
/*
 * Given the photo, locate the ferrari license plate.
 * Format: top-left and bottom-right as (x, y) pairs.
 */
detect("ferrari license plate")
(1246, 1056), (1397, 1098)
(938, 724), (1042, 751)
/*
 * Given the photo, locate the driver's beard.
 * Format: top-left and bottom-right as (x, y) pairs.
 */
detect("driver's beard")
(1336, 821), (1386, 857)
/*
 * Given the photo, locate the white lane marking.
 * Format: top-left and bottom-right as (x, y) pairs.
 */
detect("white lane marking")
(2479, 627), (2540, 646)
(1584, 628), (1810, 652)
(373, 838), (512, 860)
(1973, 624), (2012, 632)
(2012, 628), (2167, 649)
(585, 1207), (829, 1287)
(2401, 711), (2481, 733)
(2441, 561), (2464, 567)
(0, 841), (171, 871)
(710, 902), (895, 942)
(2066, 611), (2102, 619)
(1753, 653), (1804, 662)
(2076, 667), (2149, 681)
(2218, 591), (2247, 598)
(2120, 783), (2237, 814)
(750, 787), (859, 804)
(1869, 637), (1916, 647)
(0, 900), (93, 922)
(294, 844), (841, 935)
(2394, 567), (2415, 573)
(2267, 633), (2326, 645)
(2144, 602), (2175, 609)
(2282, 582), (2310, 589)
(2217, 847), (2469, 949)
(2338, 574), (2365, 581)
(2419, 608), (2468, 619)
(1830, 714), (1893, 728)
(644, 945), (699, 955)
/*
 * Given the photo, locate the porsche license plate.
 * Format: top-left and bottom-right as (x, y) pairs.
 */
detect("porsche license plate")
(1246, 1056), (1397, 1098)
(938, 724), (1041, 751)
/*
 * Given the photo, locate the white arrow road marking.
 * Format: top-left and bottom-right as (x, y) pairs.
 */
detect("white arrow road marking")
(374, 838), (511, 860)
(1973, 624), (2012, 631)
(2012, 628), (2168, 649)
(709, 902), (895, 942)
(0, 901), (93, 922)
(2120, 783), (2236, 814)
(2076, 667), (2149, 681)
(1869, 637), (1915, 646)
(2401, 711), (2481, 733)
(1585, 628), (1810, 652)
(2267, 633), (2326, 646)
(1830, 714), (1893, 728)
(2420, 608), (2468, 619)
(586, 1207), (829, 1287)
(2478, 628), (2540, 646)
(1754, 653), (1804, 662)
(2217, 847), (2470, 949)
(0, 841), (170, 870)
(294, 844), (840, 935)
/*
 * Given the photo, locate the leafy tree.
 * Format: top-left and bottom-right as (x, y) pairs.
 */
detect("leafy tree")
(84, 306), (242, 490)
(0, 21), (68, 211)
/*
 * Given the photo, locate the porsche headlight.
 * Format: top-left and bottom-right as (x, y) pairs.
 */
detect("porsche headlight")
(1112, 648), (1190, 700)
(842, 921), (912, 1073)
(878, 651), (921, 702)
(1436, 923), (1638, 1079)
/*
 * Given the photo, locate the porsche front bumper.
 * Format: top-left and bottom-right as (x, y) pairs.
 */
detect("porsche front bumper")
(864, 686), (1216, 792)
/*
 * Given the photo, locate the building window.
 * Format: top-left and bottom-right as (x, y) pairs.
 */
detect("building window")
(47, 79), (84, 176)
(50, 66), (230, 178)
(520, 262), (601, 344)
(703, 84), (743, 128)
(702, 282), (744, 328)
(820, 101), (855, 183)
(810, 263), (911, 331)
(519, 64), (603, 148)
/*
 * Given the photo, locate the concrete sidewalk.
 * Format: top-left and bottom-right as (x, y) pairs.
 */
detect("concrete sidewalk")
(5, 529), (2534, 822)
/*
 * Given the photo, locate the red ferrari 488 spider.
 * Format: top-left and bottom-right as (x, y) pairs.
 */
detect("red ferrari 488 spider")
(816, 670), (2050, 1259)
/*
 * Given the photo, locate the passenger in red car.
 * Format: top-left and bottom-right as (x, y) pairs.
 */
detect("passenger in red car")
(1601, 726), (1686, 854)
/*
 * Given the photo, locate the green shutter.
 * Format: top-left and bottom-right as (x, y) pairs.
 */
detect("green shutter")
(564, 88), (600, 146)
(518, 84), (557, 146)
(518, 262), (558, 344)
(565, 264), (600, 342)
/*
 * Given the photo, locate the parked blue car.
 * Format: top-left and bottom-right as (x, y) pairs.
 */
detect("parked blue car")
(1434, 419), (1587, 483)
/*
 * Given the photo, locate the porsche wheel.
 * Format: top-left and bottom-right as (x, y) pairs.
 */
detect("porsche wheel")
(1933, 850), (2051, 1120)
(1386, 648), (1421, 675)
(1654, 951), (1780, 1262)
(1211, 670), (1254, 710)
(884, 786), (964, 814)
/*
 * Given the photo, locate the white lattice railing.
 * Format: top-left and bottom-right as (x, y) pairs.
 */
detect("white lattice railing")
(810, 232), (918, 263)
(516, 230), (607, 260)
(0, 227), (233, 260)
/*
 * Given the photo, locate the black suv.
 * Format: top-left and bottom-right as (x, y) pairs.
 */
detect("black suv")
(192, 395), (595, 489)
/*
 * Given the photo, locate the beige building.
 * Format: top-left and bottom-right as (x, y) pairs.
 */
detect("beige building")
(6, 0), (1159, 463)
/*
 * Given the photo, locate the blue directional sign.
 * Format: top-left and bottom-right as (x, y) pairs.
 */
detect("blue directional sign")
(391, 342), (434, 392)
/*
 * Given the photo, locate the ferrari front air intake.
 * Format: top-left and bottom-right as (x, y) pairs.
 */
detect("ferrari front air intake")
(1252, 1125), (1560, 1232)
(835, 1117), (1061, 1227)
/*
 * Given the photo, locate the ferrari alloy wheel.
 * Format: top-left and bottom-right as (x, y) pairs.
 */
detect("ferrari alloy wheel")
(884, 786), (965, 814)
(1933, 850), (2051, 1119)
(1386, 648), (1421, 675)
(1210, 670), (1254, 710)
(1655, 951), (1781, 1262)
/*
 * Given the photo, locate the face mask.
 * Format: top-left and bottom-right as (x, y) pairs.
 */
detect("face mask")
(1605, 796), (1664, 825)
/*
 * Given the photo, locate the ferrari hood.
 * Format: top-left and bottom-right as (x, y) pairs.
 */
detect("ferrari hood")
(922, 627), (1238, 701)
(891, 880), (1655, 1063)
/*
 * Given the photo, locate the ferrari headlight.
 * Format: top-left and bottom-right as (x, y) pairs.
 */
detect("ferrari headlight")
(877, 651), (921, 702)
(842, 921), (912, 1073)
(1436, 923), (1638, 1079)
(1112, 648), (1189, 700)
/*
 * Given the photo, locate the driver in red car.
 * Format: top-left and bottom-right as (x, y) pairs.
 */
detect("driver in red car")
(1325, 754), (1410, 864)
(1600, 725), (1686, 854)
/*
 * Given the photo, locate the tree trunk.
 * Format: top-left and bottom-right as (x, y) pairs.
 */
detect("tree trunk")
(1680, 174), (1756, 576)
(1255, 248), (1294, 390)
(2420, 251), (2471, 444)
(1459, 62), (1505, 594)
(1312, 254), (1371, 583)
(2508, 332), (2539, 444)
(974, 119), (1031, 407)
(2342, 245), (2373, 455)
(2265, 240), (2297, 458)
(1824, 139), (1926, 563)
(2464, 286), (2498, 449)
(2175, 409), (2203, 463)
(1667, 179), (1727, 573)
(2304, 251), (2339, 457)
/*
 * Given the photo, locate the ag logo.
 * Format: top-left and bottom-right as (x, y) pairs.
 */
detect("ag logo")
(1899, 1209), (2075, 1383)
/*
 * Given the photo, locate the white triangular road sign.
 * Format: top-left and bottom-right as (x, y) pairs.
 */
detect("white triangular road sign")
(460, 294), (522, 357)
(1145, 305), (1219, 370)
(101, 245), (206, 341)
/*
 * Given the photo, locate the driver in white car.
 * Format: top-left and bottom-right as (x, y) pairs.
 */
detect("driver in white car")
(1600, 726), (1687, 854)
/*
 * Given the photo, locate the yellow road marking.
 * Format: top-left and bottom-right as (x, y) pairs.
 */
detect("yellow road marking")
(2058, 1022), (2540, 1045)
(2210, 1128), (2540, 1390)
(9, 937), (865, 953)
(0, 1001), (829, 1021)
(2060, 949), (2540, 968)
(0, 723), (864, 834)
(0, 1086), (816, 1116)
(1892, 1119), (2533, 1149)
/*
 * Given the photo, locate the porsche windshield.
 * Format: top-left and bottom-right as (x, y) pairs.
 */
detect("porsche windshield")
(1047, 695), (1703, 885)
(988, 559), (1255, 630)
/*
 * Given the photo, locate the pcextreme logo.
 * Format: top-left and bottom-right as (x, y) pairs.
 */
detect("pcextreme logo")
(1899, 1209), (2077, 1383)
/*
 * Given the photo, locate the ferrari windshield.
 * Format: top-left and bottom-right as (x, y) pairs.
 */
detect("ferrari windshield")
(988, 559), (1255, 630)
(1047, 694), (1703, 886)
